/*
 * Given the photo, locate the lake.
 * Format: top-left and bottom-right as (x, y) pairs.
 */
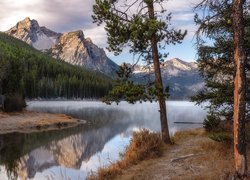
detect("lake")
(0, 101), (207, 180)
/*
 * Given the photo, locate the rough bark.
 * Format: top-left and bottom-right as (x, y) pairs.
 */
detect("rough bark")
(232, 0), (247, 178)
(147, 2), (171, 144)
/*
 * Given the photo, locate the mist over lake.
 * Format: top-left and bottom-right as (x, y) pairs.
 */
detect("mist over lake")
(27, 101), (207, 134)
(0, 101), (207, 179)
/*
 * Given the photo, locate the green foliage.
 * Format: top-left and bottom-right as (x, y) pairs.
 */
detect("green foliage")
(3, 93), (26, 112)
(203, 113), (221, 131)
(0, 33), (113, 99)
(192, 1), (250, 119)
(102, 64), (169, 104)
(209, 132), (233, 144)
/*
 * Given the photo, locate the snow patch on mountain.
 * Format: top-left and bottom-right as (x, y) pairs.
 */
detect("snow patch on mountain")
(33, 33), (56, 50)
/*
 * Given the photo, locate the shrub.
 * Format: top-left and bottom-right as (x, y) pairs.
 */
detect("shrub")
(3, 93), (26, 112)
(203, 114), (220, 131)
(209, 133), (233, 144)
(123, 129), (164, 162)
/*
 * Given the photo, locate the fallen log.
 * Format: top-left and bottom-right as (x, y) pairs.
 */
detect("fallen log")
(171, 153), (204, 162)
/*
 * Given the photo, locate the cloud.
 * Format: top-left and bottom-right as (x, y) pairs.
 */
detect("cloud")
(0, 0), (95, 32)
(165, 0), (202, 12)
(83, 24), (107, 48)
(172, 12), (195, 22)
(37, 0), (95, 32)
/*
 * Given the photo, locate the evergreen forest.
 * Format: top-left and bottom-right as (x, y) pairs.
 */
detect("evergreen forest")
(0, 32), (113, 99)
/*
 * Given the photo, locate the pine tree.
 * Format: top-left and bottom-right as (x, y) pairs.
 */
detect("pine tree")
(92, 0), (186, 143)
(192, 0), (250, 120)
(232, 0), (247, 178)
(193, 0), (249, 177)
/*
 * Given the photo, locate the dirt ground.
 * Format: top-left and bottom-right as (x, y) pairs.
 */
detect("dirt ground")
(115, 129), (250, 180)
(0, 110), (85, 134)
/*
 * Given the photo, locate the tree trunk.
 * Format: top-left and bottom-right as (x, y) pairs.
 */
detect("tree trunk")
(232, 0), (247, 178)
(147, 2), (171, 144)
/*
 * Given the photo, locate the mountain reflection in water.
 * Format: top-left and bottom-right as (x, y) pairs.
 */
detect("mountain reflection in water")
(0, 101), (207, 180)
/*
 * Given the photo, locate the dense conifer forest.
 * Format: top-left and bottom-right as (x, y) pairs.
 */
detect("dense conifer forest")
(0, 33), (113, 99)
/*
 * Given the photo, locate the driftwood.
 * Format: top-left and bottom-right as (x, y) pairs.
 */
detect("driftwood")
(170, 153), (204, 162)
(174, 122), (203, 124)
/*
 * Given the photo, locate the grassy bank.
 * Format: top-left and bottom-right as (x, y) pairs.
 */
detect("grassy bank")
(88, 129), (165, 180)
(88, 127), (250, 180)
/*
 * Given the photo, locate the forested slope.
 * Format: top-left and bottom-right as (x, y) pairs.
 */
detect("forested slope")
(0, 32), (113, 99)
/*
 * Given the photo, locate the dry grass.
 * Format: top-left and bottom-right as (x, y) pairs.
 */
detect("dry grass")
(88, 129), (164, 180)
(172, 128), (205, 142)
(193, 137), (234, 179)
(89, 128), (250, 180)
(111, 128), (248, 180)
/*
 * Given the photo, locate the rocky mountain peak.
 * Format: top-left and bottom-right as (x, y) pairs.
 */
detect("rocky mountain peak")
(51, 30), (118, 75)
(59, 30), (85, 43)
(163, 58), (197, 71)
(131, 58), (203, 99)
(19, 17), (39, 30)
(6, 17), (40, 45)
(66, 30), (84, 38)
(5, 18), (117, 76)
(6, 17), (60, 50)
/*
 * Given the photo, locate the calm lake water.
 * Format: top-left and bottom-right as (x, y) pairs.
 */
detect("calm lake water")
(0, 101), (207, 180)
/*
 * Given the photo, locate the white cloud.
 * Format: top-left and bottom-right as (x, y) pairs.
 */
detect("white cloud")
(0, 0), (95, 32)
(172, 12), (195, 22)
(83, 24), (107, 48)
(165, 0), (202, 12)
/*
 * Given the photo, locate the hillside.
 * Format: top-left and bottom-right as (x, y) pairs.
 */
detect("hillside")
(0, 32), (113, 99)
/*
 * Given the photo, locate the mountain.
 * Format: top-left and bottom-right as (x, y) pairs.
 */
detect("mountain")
(50, 30), (118, 75)
(6, 17), (61, 50)
(5, 18), (203, 99)
(130, 58), (204, 100)
(0, 32), (113, 99)
(5, 17), (118, 76)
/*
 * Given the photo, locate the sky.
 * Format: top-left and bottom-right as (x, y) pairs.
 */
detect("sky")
(0, 0), (202, 64)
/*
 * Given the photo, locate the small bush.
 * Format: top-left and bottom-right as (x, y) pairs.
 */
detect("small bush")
(123, 129), (164, 162)
(209, 133), (233, 144)
(203, 114), (220, 131)
(3, 93), (26, 112)
(88, 129), (164, 180)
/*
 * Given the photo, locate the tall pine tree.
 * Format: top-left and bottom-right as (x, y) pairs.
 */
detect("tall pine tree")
(92, 0), (186, 144)
(193, 0), (249, 177)
(192, 0), (250, 121)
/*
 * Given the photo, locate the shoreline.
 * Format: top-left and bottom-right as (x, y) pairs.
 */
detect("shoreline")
(0, 110), (85, 134)
(90, 128), (250, 179)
